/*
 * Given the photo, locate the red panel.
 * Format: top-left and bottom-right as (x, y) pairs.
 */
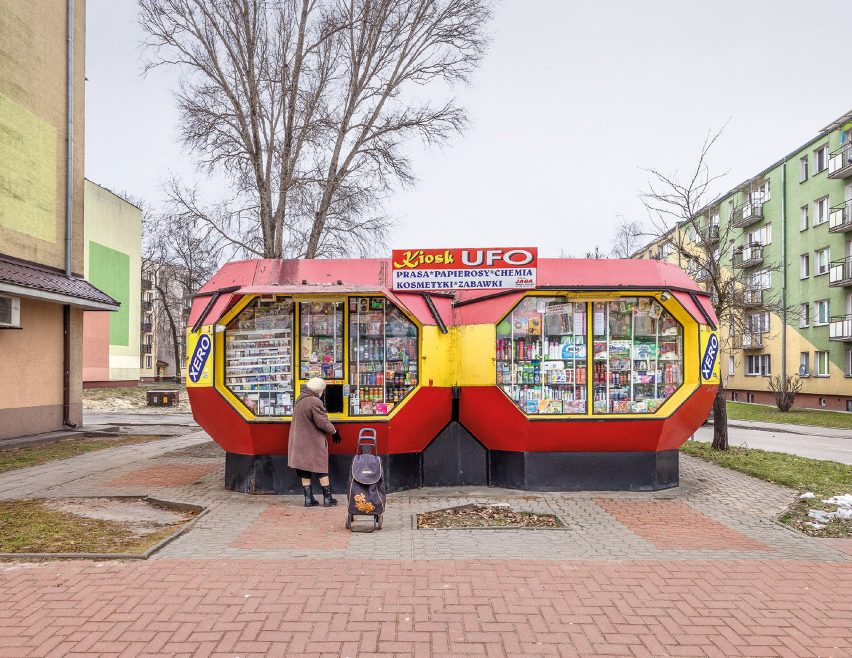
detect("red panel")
(189, 386), (452, 456)
(459, 384), (717, 453)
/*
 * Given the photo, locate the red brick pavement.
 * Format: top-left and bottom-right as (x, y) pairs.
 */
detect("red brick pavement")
(0, 559), (850, 657)
(597, 499), (770, 551)
(232, 505), (351, 550)
(105, 464), (219, 488)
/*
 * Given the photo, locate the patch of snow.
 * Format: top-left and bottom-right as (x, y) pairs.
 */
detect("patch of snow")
(823, 494), (852, 507)
(805, 522), (826, 530)
(799, 492), (815, 500)
(808, 510), (833, 523)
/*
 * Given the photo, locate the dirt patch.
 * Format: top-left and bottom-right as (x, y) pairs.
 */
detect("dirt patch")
(417, 504), (563, 529)
(44, 498), (192, 535)
(0, 498), (200, 555)
(163, 441), (225, 459)
(83, 386), (191, 413)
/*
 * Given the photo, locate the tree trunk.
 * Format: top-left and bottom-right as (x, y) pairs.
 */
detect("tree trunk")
(711, 379), (728, 450)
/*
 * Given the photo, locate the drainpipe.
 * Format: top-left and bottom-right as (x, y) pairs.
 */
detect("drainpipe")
(63, 0), (76, 428)
(781, 162), (787, 383)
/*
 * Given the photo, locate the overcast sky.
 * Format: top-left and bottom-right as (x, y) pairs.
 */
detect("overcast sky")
(85, 0), (852, 258)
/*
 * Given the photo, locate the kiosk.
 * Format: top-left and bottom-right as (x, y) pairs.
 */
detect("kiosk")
(186, 256), (719, 492)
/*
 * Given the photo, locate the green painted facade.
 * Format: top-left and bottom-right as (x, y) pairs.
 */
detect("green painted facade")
(88, 241), (130, 346)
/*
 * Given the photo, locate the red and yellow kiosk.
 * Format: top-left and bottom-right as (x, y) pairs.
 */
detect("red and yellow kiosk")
(186, 252), (719, 492)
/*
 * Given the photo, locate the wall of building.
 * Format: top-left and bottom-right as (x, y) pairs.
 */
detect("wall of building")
(0, 1), (85, 273)
(635, 111), (852, 412)
(82, 181), (141, 384)
(0, 298), (83, 439)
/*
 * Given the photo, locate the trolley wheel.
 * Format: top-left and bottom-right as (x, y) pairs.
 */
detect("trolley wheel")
(376, 515), (383, 530)
(345, 514), (353, 530)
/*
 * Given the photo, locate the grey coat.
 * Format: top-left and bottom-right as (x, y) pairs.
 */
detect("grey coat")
(288, 385), (336, 474)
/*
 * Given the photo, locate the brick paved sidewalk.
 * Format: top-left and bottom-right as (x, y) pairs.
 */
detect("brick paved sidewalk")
(1, 433), (851, 656)
(1, 559), (850, 657)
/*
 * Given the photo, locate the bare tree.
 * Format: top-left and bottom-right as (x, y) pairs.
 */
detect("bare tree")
(767, 374), (803, 412)
(140, 0), (492, 259)
(584, 246), (607, 259)
(639, 127), (783, 450)
(143, 206), (228, 380)
(610, 215), (644, 258)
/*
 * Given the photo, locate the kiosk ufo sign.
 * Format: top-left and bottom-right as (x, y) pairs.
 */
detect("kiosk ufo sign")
(186, 250), (719, 494)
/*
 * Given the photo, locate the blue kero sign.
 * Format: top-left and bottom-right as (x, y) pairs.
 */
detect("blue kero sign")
(701, 333), (718, 381)
(189, 333), (212, 383)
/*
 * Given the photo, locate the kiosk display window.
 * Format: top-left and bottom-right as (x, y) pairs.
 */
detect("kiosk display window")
(224, 298), (294, 416)
(299, 301), (344, 380)
(591, 299), (683, 414)
(348, 297), (418, 416)
(496, 297), (588, 414)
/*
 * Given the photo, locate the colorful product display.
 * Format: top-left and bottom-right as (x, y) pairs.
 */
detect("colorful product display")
(348, 297), (418, 416)
(496, 298), (588, 415)
(591, 299), (682, 414)
(224, 298), (294, 416)
(299, 301), (344, 380)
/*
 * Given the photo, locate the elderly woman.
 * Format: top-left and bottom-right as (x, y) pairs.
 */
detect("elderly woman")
(288, 377), (341, 507)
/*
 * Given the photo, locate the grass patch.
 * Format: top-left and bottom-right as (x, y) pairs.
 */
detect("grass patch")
(0, 499), (191, 554)
(0, 434), (170, 474)
(417, 504), (562, 529)
(727, 401), (852, 430)
(681, 441), (852, 538)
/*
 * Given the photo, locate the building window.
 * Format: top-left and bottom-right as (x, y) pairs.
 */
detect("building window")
(814, 197), (829, 225)
(728, 356), (735, 376)
(815, 299), (830, 325)
(800, 352), (810, 376)
(748, 224), (771, 246)
(799, 303), (809, 328)
(661, 241), (674, 258)
(800, 155), (808, 182)
(800, 205), (808, 231)
(746, 354), (771, 376)
(747, 311), (770, 333)
(146, 355), (152, 369)
(731, 391), (739, 401)
(846, 349), (852, 377)
(815, 350), (830, 376)
(800, 254), (810, 279)
(815, 144), (828, 173)
(815, 247), (830, 275)
(820, 397), (826, 407)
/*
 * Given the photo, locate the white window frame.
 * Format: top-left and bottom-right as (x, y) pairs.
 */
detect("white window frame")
(815, 299), (830, 325)
(746, 354), (771, 376)
(845, 349), (852, 377)
(814, 197), (829, 225)
(799, 303), (809, 328)
(800, 254), (810, 279)
(815, 247), (830, 275)
(800, 155), (808, 182)
(800, 205), (808, 231)
(728, 356), (735, 376)
(815, 350), (830, 377)
(800, 352), (810, 377)
(815, 144), (829, 173)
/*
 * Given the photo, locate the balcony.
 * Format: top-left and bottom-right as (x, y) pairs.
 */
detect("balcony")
(828, 200), (852, 233)
(829, 257), (852, 287)
(732, 244), (764, 269)
(141, 344), (153, 354)
(731, 200), (764, 228)
(142, 300), (154, 312)
(829, 315), (852, 342)
(740, 287), (764, 307)
(142, 278), (153, 291)
(734, 333), (765, 350)
(141, 322), (153, 334)
(828, 143), (852, 179)
(698, 225), (720, 245)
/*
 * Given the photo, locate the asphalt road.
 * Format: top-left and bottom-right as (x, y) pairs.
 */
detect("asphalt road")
(692, 424), (852, 465)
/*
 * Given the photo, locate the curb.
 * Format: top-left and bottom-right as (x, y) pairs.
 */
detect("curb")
(726, 420), (852, 438)
(0, 496), (207, 561)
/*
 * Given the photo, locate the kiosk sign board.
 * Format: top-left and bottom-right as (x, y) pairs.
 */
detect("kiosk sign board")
(392, 248), (538, 291)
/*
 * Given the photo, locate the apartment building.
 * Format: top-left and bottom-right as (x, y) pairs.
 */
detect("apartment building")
(82, 180), (142, 387)
(0, 1), (119, 439)
(634, 110), (852, 411)
(140, 261), (190, 382)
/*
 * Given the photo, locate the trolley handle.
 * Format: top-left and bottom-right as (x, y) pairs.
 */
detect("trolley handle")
(357, 428), (377, 454)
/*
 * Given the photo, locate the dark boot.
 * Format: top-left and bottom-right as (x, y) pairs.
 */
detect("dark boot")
(303, 485), (319, 507)
(322, 485), (337, 507)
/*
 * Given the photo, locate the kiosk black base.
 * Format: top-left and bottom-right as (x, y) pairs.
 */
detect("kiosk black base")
(224, 445), (679, 494)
